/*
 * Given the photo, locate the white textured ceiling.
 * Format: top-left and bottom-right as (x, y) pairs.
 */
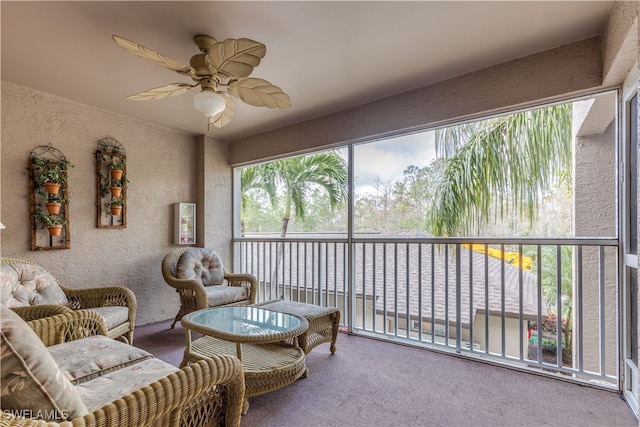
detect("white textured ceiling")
(1, 1), (613, 141)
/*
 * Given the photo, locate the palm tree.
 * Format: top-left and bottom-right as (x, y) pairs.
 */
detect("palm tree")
(432, 103), (574, 364)
(241, 151), (348, 297)
(240, 162), (277, 235)
(430, 104), (572, 236)
(244, 151), (348, 237)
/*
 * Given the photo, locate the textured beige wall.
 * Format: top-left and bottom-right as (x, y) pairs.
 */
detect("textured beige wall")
(602, 1), (639, 86)
(198, 135), (233, 264)
(0, 81), (208, 325)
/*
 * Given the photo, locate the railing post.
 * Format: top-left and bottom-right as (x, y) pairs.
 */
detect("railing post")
(456, 243), (462, 353)
(347, 144), (355, 334)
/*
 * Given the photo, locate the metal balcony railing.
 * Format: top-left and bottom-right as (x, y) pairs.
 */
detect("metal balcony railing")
(233, 235), (619, 388)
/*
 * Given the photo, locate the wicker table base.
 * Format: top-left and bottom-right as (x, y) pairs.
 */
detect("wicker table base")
(182, 336), (307, 414)
(254, 300), (341, 354)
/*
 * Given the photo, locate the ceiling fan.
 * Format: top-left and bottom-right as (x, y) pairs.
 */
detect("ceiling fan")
(113, 34), (291, 130)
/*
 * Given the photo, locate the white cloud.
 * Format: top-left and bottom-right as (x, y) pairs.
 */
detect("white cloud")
(354, 131), (437, 195)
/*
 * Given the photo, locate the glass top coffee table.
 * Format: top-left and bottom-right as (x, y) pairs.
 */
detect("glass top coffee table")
(181, 306), (309, 414)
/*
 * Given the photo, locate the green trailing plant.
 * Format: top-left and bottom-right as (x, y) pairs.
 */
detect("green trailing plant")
(96, 141), (128, 223)
(105, 196), (125, 208)
(99, 174), (111, 197)
(96, 140), (125, 164)
(32, 207), (66, 228)
(104, 196), (125, 217)
(31, 158), (72, 185)
(46, 194), (67, 204)
(108, 157), (126, 170)
(98, 139), (125, 155)
(29, 157), (73, 198)
(97, 142), (126, 172)
(99, 174), (128, 197)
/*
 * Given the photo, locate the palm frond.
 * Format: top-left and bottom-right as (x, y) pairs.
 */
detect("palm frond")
(242, 151), (347, 236)
(431, 104), (572, 236)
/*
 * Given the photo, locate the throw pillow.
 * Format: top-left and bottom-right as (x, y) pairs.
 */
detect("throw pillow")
(176, 248), (224, 286)
(0, 304), (88, 421)
(0, 263), (69, 307)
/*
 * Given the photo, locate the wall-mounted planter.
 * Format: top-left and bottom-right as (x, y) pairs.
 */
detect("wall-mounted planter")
(45, 202), (61, 215)
(48, 225), (63, 236)
(96, 137), (128, 228)
(28, 145), (71, 250)
(44, 182), (61, 195)
(109, 186), (122, 197)
(110, 169), (124, 180)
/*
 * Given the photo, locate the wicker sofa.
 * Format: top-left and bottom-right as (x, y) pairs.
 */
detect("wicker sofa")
(0, 305), (245, 427)
(162, 247), (257, 328)
(0, 257), (137, 344)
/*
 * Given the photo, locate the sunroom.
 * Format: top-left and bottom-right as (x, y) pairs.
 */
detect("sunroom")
(1, 1), (639, 424)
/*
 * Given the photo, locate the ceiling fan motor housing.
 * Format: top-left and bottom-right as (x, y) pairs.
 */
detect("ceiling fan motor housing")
(190, 54), (213, 80)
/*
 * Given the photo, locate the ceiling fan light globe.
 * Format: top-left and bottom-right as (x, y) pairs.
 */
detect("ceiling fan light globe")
(193, 90), (226, 118)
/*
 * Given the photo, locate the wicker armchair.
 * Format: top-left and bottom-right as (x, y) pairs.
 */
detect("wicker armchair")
(1, 308), (245, 427)
(1, 257), (137, 344)
(162, 247), (257, 328)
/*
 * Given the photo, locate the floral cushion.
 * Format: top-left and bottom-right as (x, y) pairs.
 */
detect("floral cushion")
(176, 248), (224, 286)
(75, 358), (179, 412)
(0, 264), (69, 307)
(47, 335), (152, 385)
(206, 285), (249, 306)
(0, 304), (88, 421)
(86, 306), (129, 329)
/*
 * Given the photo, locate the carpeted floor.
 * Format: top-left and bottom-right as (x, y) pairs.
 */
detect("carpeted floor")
(135, 319), (638, 427)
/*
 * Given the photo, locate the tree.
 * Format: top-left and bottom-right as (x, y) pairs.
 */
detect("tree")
(241, 151), (348, 237)
(432, 104), (574, 364)
(391, 162), (445, 231)
(430, 104), (572, 236)
(240, 162), (277, 235)
(241, 151), (348, 296)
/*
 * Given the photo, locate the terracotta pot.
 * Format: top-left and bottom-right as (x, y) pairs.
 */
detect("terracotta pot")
(45, 202), (61, 215)
(110, 206), (122, 216)
(47, 225), (63, 236)
(110, 169), (124, 180)
(44, 182), (60, 195)
(109, 186), (122, 197)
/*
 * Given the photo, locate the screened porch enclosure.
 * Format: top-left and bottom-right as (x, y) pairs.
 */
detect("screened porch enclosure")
(233, 90), (620, 390)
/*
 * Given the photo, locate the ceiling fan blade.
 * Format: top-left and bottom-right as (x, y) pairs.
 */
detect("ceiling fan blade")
(124, 83), (197, 101)
(206, 38), (266, 79)
(194, 35), (217, 52)
(113, 35), (193, 76)
(228, 78), (291, 108)
(209, 93), (235, 128)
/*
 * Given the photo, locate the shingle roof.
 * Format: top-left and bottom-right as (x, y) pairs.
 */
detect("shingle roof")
(357, 242), (546, 327)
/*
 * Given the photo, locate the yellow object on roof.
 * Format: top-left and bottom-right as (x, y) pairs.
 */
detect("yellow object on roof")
(462, 243), (533, 271)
